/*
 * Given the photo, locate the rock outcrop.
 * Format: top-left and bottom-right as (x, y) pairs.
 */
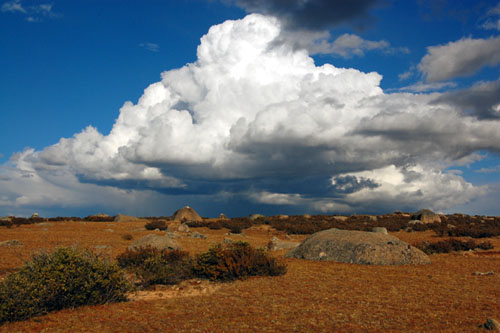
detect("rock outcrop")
(286, 228), (430, 265)
(173, 206), (202, 222)
(128, 234), (182, 251)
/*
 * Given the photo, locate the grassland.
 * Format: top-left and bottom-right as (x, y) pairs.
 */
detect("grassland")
(1, 216), (499, 332)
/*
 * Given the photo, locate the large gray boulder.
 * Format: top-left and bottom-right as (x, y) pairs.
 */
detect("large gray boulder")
(285, 228), (430, 265)
(127, 234), (182, 251)
(411, 209), (441, 224)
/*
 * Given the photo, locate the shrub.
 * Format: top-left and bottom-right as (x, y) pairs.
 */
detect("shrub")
(0, 247), (130, 324)
(122, 233), (133, 241)
(193, 241), (287, 281)
(144, 220), (167, 231)
(416, 238), (494, 255)
(117, 247), (193, 286)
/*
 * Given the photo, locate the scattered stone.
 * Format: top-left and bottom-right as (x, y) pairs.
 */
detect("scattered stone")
(95, 245), (111, 249)
(408, 220), (424, 225)
(104, 229), (114, 233)
(114, 214), (148, 223)
(191, 232), (207, 239)
(173, 206), (202, 222)
(411, 209), (441, 224)
(0, 216), (12, 222)
(128, 234), (182, 251)
(223, 238), (233, 244)
(0, 239), (23, 247)
(303, 214), (312, 219)
(249, 214), (265, 220)
(267, 236), (300, 251)
(473, 271), (494, 276)
(278, 214), (289, 219)
(166, 231), (180, 239)
(286, 228), (431, 265)
(218, 213), (229, 220)
(333, 216), (348, 221)
(177, 223), (190, 233)
(372, 227), (388, 235)
(368, 216), (378, 222)
(31, 213), (39, 218)
(447, 224), (456, 229)
(480, 318), (500, 331)
(36, 222), (53, 227)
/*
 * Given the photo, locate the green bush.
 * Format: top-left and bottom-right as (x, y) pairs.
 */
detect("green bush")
(193, 241), (287, 281)
(0, 247), (130, 324)
(117, 247), (193, 286)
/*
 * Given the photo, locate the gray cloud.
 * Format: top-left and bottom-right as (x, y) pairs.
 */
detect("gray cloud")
(432, 78), (500, 119)
(418, 36), (500, 82)
(230, 0), (378, 31)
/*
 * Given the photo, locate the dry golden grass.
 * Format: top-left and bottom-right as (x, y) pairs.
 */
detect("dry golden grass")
(1, 221), (499, 332)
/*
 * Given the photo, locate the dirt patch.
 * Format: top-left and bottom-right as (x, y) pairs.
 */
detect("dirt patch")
(128, 279), (221, 301)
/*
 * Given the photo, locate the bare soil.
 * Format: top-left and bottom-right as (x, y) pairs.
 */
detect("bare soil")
(1, 221), (499, 332)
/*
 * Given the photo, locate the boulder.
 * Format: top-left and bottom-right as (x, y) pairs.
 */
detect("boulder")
(285, 228), (430, 265)
(408, 220), (424, 225)
(191, 232), (207, 239)
(218, 213), (229, 220)
(481, 318), (500, 331)
(333, 216), (348, 221)
(128, 234), (181, 251)
(114, 214), (147, 223)
(249, 214), (265, 220)
(303, 214), (312, 219)
(177, 223), (190, 233)
(278, 214), (289, 219)
(411, 209), (441, 224)
(173, 206), (202, 222)
(267, 236), (300, 251)
(372, 227), (388, 235)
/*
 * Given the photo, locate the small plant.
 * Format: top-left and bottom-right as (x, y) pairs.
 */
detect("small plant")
(117, 247), (193, 286)
(416, 238), (494, 254)
(144, 220), (167, 231)
(0, 247), (130, 324)
(193, 241), (287, 281)
(122, 233), (133, 241)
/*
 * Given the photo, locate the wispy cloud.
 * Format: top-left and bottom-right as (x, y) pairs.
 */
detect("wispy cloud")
(476, 165), (500, 173)
(396, 81), (457, 93)
(139, 42), (160, 53)
(1, 0), (60, 22)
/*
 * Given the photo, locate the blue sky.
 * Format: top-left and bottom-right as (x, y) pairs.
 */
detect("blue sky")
(1, 0), (500, 217)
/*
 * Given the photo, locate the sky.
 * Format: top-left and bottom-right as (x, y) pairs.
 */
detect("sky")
(1, 0), (500, 218)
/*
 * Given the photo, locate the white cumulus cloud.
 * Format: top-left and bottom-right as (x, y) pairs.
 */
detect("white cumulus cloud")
(1, 14), (500, 216)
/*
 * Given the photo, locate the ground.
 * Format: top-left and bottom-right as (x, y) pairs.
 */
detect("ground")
(0, 220), (499, 332)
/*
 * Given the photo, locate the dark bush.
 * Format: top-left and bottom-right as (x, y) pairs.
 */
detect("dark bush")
(144, 220), (167, 231)
(0, 247), (130, 324)
(208, 221), (223, 230)
(193, 241), (287, 281)
(416, 238), (494, 255)
(117, 247), (193, 286)
(121, 233), (133, 241)
(0, 220), (12, 228)
(83, 215), (116, 222)
(47, 216), (83, 222)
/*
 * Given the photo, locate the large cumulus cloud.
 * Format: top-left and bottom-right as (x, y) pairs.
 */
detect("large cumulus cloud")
(1, 14), (499, 216)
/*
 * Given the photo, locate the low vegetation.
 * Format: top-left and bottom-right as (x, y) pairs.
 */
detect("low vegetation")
(0, 247), (130, 324)
(144, 220), (167, 231)
(416, 238), (493, 254)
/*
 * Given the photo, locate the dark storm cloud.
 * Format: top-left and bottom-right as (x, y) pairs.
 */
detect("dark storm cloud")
(230, 0), (379, 30)
(432, 78), (500, 120)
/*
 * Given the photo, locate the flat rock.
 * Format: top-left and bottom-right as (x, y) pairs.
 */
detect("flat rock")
(286, 228), (430, 265)
(114, 214), (148, 223)
(128, 234), (182, 251)
(0, 239), (23, 247)
(268, 236), (300, 251)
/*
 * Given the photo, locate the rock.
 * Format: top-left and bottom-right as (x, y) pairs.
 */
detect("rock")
(249, 214), (265, 220)
(333, 216), (348, 221)
(36, 222), (53, 227)
(177, 223), (190, 233)
(95, 245), (111, 249)
(372, 227), (388, 235)
(0, 216), (12, 222)
(173, 206), (202, 222)
(473, 271), (494, 276)
(408, 220), (424, 225)
(368, 216), (378, 222)
(0, 239), (23, 247)
(481, 318), (500, 331)
(218, 213), (229, 220)
(31, 213), (39, 218)
(191, 232), (207, 239)
(114, 214), (148, 223)
(223, 238), (233, 244)
(267, 236), (300, 251)
(303, 214), (312, 219)
(104, 229), (114, 233)
(128, 234), (182, 251)
(447, 224), (456, 229)
(285, 228), (431, 265)
(278, 214), (289, 219)
(411, 209), (441, 224)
